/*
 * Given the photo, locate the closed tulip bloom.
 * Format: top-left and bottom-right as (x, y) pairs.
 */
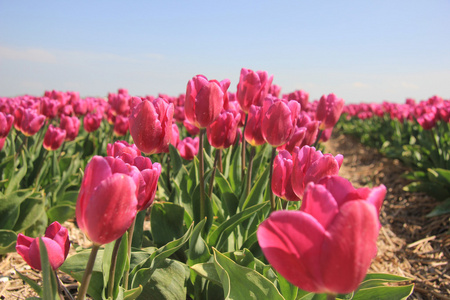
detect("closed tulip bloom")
(286, 90), (309, 110)
(291, 146), (343, 199)
(171, 123), (180, 147)
(417, 112), (436, 130)
(183, 119), (200, 136)
(129, 97), (174, 155)
(244, 105), (265, 146)
(177, 137), (199, 161)
(113, 115), (129, 136)
(0, 112), (14, 138)
(40, 98), (59, 119)
(16, 221), (70, 271)
(272, 150), (300, 201)
(268, 84), (281, 98)
(43, 125), (66, 151)
(60, 115), (80, 141)
(276, 126), (306, 154)
(15, 107), (45, 136)
(83, 112), (102, 133)
(76, 156), (138, 245)
(107, 140), (141, 165)
(316, 94), (345, 130)
(185, 75), (225, 128)
(261, 97), (300, 147)
(236, 68), (273, 113)
(257, 176), (386, 294)
(207, 110), (241, 149)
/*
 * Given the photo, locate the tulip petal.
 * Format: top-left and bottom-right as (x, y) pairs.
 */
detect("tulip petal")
(301, 183), (339, 229)
(257, 210), (326, 293)
(321, 201), (379, 294)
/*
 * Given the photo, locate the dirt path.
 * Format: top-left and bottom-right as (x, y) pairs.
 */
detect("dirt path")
(323, 132), (450, 300)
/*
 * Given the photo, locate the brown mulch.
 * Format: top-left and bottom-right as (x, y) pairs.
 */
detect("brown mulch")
(323, 132), (450, 300)
(1, 132), (449, 299)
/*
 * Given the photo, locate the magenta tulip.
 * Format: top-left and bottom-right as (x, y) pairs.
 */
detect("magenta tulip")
(258, 176), (386, 294)
(177, 137), (199, 161)
(207, 110), (241, 149)
(129, 97), (174, 155)
(60, 115), (80, 141)
(236, 68), (273, 113)
(316, 93), (345, 130)
(107, 140), (141, 165)
(271, 150), (300, 201)
(276, 126), (306, 154)
(83, 112), (102, 133)
(113, 115), (129, 136)
(16, 221), (70, 271)
(0, 112), (14, 138)
(14, 107), (45, 136)
(76, 156), (138, 245)
(261, 96), (300, 147)
(43, 125), (66, 151)
(291, 146), (343, 198)
(244, 105), (265, 147)
(185, 75), (225, 128)
(171, 123), (180, 147)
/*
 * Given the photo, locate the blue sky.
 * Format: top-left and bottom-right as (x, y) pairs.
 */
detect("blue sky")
(1, 1), (449, 103)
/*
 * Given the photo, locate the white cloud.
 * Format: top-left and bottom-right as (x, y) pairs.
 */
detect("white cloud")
(0, 46), (58, 63)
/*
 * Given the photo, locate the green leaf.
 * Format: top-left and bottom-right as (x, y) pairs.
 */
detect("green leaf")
(16, 269), (43, 296)
(229, 143), (242, 195)
(123, 285), (143, 300)
(192, 184), (213, 234)
(136, 258), (187, 300)
(352, 284), (414, 300)
(428, 168), (450, 185)
(207, 202), (268, 251)
(132, 210), (147, 248)
(169, 144), (183, 176)
(190, 262), (221, 286)
(151, 202), (185, 247)
(212, 248), (284, 300)
(5, 151), (27, 195)
(13, 192), (46, 233)
(46, 205), (75, 224)
(239, 165), (270, 211)
(187, 219), (210, 266)
(277, 272), (298, 300)
(39, 238), (59, 300)
(427, 198), (450, 217)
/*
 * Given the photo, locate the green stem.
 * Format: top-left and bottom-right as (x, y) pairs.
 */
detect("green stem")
(123, 217), (136, 290)
(269, 147), (277, 212)
(167, 154), (172, 194)
(78, 244), (100, 300)
(34, 150), (49, 189)
(108, 236), (123, 299)
(313, 129), (323, 148)
(246, 146), (256, 197)
(208, 149), (221, 198)
(241, 114), (249, 180)
(198, 128), (206, 222)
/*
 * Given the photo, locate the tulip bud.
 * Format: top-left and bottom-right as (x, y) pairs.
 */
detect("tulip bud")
(107, 140), (141, 165)
(14, 107), (45, 136)
(177, 137), (199, 161)
(316, 94), (345, 130)
(83, 112), (102, 133)
(185, 75), (225, 128)
(60, 115), (81, 141)
(43, 125), (66, 151)
(236, 68), (273, 113)
(271, 150), (300, 201)
(244, 105), (265, 147)
(0, 112), (14, 138)
(207, 110), (241, 149)
(129, 97), (174, 155)
(113, 115), (129, 136)
(16, 221), (70, 271)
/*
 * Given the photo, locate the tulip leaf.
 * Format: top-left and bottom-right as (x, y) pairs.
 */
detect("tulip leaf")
(352, 284), (414, 300)
(13, 192), (46, 233)
(187, 218), (210, 266)
(212, 248), (284, 300)
(239, 164), (270, 211)
(190, 262), (221, 286)
(207, 202), (268, 251)
(132, 210), (147, 248)
(46, 205), (75, 224)
(102, 234), (129, 300)
(228, 143), (242, 195)
(192, 185), (213, 233)
(215, 171), (234, 195)
(5, 151), (27, 195)
(135, 258), (188, 300)
(169, 144), (183, 176)
(151, 202), (185, 247)
(123, 285), (143, 300)
(39, 238), (60, 300)
(276, 272), (298, 300)
(0, 229), (17, 254)
(426, 197), (450, 217)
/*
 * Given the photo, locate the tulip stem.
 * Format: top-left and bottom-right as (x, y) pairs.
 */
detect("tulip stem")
(269, 147), (277, 212)
(218, 149), (223, 173)
(198, 128), (206, 222)
(313, 129), (323, 148)
(78, 243), (100, 300)
(108, 236), (123, 299)
(54, 269), (74, 300)
(123, 217), (136, 290)
(208, 149), (221, 198)
(167, 155), (172, 194)
(246, 146), (256, 197)
(241, 114), (249, 180)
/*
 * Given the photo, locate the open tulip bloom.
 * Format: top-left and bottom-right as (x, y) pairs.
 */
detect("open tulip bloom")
(258, 175), (386, 295)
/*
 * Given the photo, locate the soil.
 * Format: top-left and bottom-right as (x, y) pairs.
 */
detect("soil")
(1, 131), (449, 299)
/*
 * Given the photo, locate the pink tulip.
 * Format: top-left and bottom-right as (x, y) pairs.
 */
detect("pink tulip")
(14, 107), (45, 136)
(60, 115), (80, 141)
(113, 115), (129, 136)
(316, 94), (345, 130)
(271, 150), (300, 201)
(236, 68), (273, 113)
(0, 112), (14, 138)
(83, 112), (102, 133)
(0, 137), (5, 150)
(291, 146), (343, 199)
(261, 96), (300, 147)
(129, 97), (174, 155)
(16, 221), (70, 271)
(43, 125), (66, 151)
(76, 156), (138, 245)
(177, 137), (199, 161)
(183, 119), (200, 136)
(244, 105), (265, 147)
(107, 140), (141, 165)
(185, 75), (225, 128)
(171, 123), (180, 147)
(257, 176), (386, 294)
(207, 110), (241, 149)
(268, 84), (282, 98)
(276, 126), (306, 154)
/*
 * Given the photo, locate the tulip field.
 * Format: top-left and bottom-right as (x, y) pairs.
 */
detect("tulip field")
(0, 68), (448, 299)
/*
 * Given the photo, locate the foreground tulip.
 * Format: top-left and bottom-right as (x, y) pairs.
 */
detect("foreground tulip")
(76, 156), (138, 245)
(258, 176), (386, 294)
(43, 125), (66, 151)
(16, 221), (70, 271)
(129, 97), (174, 154)
(236, 68), (273, 113)
(185, 75), (225, 128)
(271, 150), (300, 201)
(316, 93), (345, 130)
(291, 146), (343, 199)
